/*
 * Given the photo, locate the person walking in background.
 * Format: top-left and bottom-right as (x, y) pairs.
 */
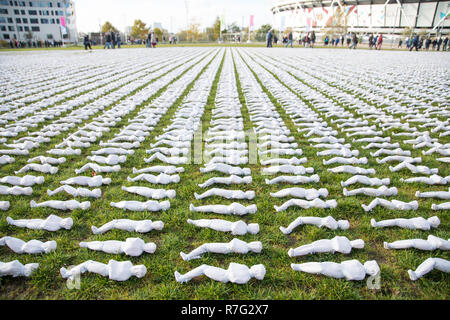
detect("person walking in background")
(151, 32), (157, 48)
(285, 31), (293, 48)
(409, 34), (419, 51)
(147, 32), (152, 48)
(116, 33), (121, 49)
(324, 35), (329, 46)
(310, 31), (316, 48)
(111, 32), (116, 49)
(398, 38), (403, 48)
(84, 34), (92, 51)
(350, 33), (358, 49)
(104, 32), (112, 49)
(376, 34), (383, 50)
(340, 35), (344, 46)
(437, 37), (442, 51)
(425, 37), (431, 50)
(335, 36), (339, 46)
(443, 36), (449, 51)
(304, 33), (310, 48)
(266, 29), (273, 48)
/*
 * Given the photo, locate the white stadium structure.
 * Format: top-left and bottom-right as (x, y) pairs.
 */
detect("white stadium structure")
(270, 0), (450, 35)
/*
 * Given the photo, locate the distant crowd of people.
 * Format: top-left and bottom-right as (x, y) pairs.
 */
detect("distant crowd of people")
(403, 35), (448, 51)
(8, 39), (64, 49)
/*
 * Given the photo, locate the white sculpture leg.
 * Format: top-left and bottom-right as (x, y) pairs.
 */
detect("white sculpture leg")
(280, 216), (350, 234)
(0, 260), (39, 277)
(275, 199), (337, 212)
(7, 214), (73, 231)
(180, 238), (262, 261)
(110, 200), (170, 212)
(47, 186), (101, 198)
(91, 219), (164, 234)
(122, 186), (176, 199)
(0, 236), (57, 254)
(60, 260), (147, 281)
(370, 216), (440, 230)
(190, 203), (257, 216)
(194, 188), (255, 200)
(384, 235), (449, 251)
(174, 263), (266, 284)
(291, 260), (380, 281)
(80, 238), (156, 256)
(288, 236), (364, 257)
(408, 258), (450, 281)
(362, 199), (418, 212)
(187, 219), (259, 235)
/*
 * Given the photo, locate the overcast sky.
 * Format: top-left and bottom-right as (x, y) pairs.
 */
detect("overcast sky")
(73, 0), (276, 33)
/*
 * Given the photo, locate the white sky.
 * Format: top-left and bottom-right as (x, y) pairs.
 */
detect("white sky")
(73, 0), (275, 33)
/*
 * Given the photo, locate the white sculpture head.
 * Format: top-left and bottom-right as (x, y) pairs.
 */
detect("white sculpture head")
(60, 217), (74, 229)
(248, 241), (263, 253)
(166, 190), (176, 198)
(131, 265), (147, 278)
(249, 264), (266, 280)
(143, 242), (157, 254)
(363, 260), (380, 276)
(318, 188), (329, 198)
(350, 239), (365, 249)
(23, 262), (39, 277)
(43, 241), (57, 253)
(337, 220), (350, 230)
(247, 223), (260, 235)
(428, 216), (440, 228)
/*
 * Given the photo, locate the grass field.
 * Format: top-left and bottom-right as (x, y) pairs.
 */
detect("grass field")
(0, 47), (448, 300)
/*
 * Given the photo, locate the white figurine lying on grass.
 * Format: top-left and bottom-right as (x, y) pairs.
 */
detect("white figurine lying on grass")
(194, 188), (255, 200)
(291, 259), (380, 281)
(416, 189), (450, 200)
(328, 166), (375, 175)
(343, 186), (398, 197)
(110, 200), (170, 212)
(0, 185), (32, 196)
(190, 203), (257, 216)
(270, 187), (328, 200)
(91, 219), (164, 234)
(0, 236), (56, 254)
(127, 173), (180, 185)
(265, 174), (320, 185)
(199, 175), (252, 188)
(122, 186), (176, 199)
(60, 260), (147, 282)
(288, 236), (364, 257)
(0, 260), (39, 278)
(87, 155), (127, 165)
(75, 163), (120, 174)
(280, 216), (350, 234)
(61, 176), (111, 187)
(370, 216), (440, 230)
(187, 219), (259, 235)
(30, 199), (91, 211)
(132, 166), (184, 175)
(361, 199), (418, 212)
(7, 214), (73, 231)
(400, 174), (449, 185)
(384, 235), (449, 251)
(431, 202), (450, 210)
(27, 156), (66, 165)
(80, 238), (156, 256)
(180, 238), (262, 261)
(47, 186), (101, 198)
(0, 175), (44, 186)
(175, 263), (266, 284)
(200, 163), (251, 176)
(341, 175), (390, 187)
(275, 199), (338, 212)
(15, 163), (58, 175)
(408, 258), (450, 281)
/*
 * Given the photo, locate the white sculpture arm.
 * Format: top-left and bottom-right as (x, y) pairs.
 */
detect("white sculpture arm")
(110, 200), (170, 212)
(384, 235), (449, 251)
(408, 258), (450, 281)
(0, 260), (39, 277)
(187, 219), (259, 235)
(198, 175), (252, 188)
(340, 175), (390, 187)
(200, 163), (251, 176)
(270, 187), (328, 200)
(362, 199), (418, 212)
(0, 185), (32, 196)
(280, 216), (350, 234)
(275, 199), (338, 212)
(60, 260), (147, 281)
(30, 200), (91, 211)
(265, 174), (320, 185)
(127, 173), (180, 185)
(91, 219), (164, 234)
(122, 186), (176, 199)
(80, 238), (156, 256)
(370, 216), (440, 230)
(47, 186), (101, 198)
(75, 163), (121, 174)
(175, 263), (266, 284)
(190, 203), (257, 216)
(291, 260), (380, 281)
(194, 188), (255, 200)
(180, 238), (262, 261)
(7, 214), (73, 231)
(288, 236), (364, 257)
(343, 186), (398, 197)
(0, 236), (57, 254)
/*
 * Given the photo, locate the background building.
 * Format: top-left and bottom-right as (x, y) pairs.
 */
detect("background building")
(271, 0), (450, 35)
(0, 0), (77, 43)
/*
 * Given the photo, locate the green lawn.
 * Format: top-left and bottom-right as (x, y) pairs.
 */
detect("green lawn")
(0, 48), (448, 300)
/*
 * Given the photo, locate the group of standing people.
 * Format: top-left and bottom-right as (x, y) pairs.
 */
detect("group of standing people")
(404, 35), (448, 51)
(368, 34), (383, 50)
(8, 39), (63, 49)
(104, 32), (121, 49)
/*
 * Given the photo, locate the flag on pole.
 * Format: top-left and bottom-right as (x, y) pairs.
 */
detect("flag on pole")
(220, 14), (226, 30)
(250, 15), (254, 28)
(60, 16), (67, 35)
